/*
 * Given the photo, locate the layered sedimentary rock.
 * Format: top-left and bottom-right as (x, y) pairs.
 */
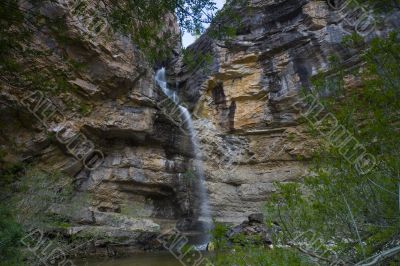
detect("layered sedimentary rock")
(0, 0), (192, 253)
(1, 0), (399, 254)
(171, 0), (399, 223)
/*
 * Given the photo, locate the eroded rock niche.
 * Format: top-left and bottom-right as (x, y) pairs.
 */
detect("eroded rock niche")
(1, 0), (398, 254)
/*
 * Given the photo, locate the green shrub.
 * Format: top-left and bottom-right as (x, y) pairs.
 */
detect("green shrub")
(214, 246), (313, 266)
(211, 222), (229, 251)
(265, 31), (400, 264)
(210, 221), (313, 265)
(0, 204), (23, 266)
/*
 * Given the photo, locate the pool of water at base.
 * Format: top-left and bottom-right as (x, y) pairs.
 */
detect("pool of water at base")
(74, 252), (187, 266)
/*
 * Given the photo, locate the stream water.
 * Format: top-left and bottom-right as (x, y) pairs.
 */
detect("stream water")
(74, 252), (181, 266)
(75, 70), (215, 266)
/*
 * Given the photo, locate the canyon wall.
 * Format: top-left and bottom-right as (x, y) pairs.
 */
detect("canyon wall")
(171, 0), (399, 223)
(1, 0), (399, 254)
(0, 0), (193, 253)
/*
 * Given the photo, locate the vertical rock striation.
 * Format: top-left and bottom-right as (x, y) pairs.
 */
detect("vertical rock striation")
(171, 0), (399, 223)
(0, 0), (192, 254)
(1, 0), (399, 254)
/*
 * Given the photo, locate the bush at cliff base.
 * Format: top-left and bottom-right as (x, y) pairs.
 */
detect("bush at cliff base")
(264, 31), (400, 265)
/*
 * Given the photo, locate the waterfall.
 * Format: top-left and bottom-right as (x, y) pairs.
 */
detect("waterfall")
(155, 68), (212, 246)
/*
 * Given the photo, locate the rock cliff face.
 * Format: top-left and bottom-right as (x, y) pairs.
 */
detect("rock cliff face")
(0, 0), (193, 253)
(1, 0), (398, 254)
(171, 0), (398, 224)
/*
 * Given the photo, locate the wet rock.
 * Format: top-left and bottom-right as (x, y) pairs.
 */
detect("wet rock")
(171, 0), (399, 224)
(2, 0), (399, 256)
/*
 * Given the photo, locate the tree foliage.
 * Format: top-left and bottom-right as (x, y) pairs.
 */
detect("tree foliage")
(265, 31), (400, 265)
(108, 0), (245, 62)
(365, 0), (400, 12)
(210, 222), (315, 265)
(0, 204), (23, 266)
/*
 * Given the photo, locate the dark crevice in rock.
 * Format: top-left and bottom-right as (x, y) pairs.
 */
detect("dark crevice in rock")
(327, 0), (337, 8)
(229, 101), (236, 131)
(211, 82), (226, 105)
(210, 82), (235, 132)
(293, 57), (312, 89)
(114, 180), (175, 197)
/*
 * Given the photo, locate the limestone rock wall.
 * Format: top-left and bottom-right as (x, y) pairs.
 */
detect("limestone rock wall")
(0, 0), (191, 252)
(172, 0), (399, 224)
(1, 0), (399, 254)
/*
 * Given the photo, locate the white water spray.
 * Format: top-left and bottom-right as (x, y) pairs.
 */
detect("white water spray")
(155, 68), (212, 245)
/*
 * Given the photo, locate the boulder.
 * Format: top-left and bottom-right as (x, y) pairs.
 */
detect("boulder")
(226, 213), (272, 247)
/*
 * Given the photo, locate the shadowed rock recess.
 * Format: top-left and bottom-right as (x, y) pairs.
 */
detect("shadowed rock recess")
(1, 0), (398, 255)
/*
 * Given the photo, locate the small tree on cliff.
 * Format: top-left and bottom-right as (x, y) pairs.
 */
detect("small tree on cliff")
(265, 31), (400, 265)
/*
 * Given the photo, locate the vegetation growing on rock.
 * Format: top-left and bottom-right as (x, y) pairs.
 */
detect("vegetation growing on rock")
(1, 0), (400, 265)
(263, 31), (400, 265)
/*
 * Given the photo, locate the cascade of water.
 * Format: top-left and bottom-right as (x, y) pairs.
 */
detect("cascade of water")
(155, 68), (212, 245)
